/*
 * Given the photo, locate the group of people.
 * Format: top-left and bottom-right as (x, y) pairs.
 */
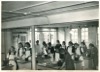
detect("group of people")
(6, 42), (32, 70)
(35, 40), (98, 70)
(5, 39), (98, 70)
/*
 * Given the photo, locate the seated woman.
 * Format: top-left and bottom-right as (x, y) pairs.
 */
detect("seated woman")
(24, 42), (32, 61)
(89, 43), (98, 70)
(7, 46), (19, 70)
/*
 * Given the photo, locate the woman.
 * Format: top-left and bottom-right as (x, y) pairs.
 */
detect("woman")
(59, 49), (75, 70)
(73, 43), (85, 69)
(55, 40), (61, 62)
(35, 40), (42, 56)
(47, 42), (55, 62)
(7, 46), (19, 70)
(24, 42), (32, 61)
(60, 41), (66, 59)
(42, 41), (48, 58)
(80, 41), (87, 57)
(17, 42), (26, 60)
(89, 43), (98, 70)
(67, 41), (75, 55)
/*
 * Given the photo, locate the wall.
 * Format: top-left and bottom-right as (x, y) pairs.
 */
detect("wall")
(88, 27), (98, 47)
(1, 30), (12, 61)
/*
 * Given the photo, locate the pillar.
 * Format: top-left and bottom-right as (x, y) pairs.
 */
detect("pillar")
(31, 26), (36, 70)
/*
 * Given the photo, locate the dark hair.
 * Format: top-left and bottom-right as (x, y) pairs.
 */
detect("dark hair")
(57, 40), (60, 43)
(74, 43), (79, 46)
(89, 43), (95, 47)
(42, 41), (47, 47)
(9, 46), (16, 55)
(48, 42), (51, 46)
(69, 41), (73, 45)
(62, 41), (66, 45)
(25, 42), (31, 47)
(19, 42), (23, 47)
(36, 40), (39, 43)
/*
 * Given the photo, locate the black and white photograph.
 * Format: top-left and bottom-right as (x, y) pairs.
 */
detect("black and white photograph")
(1, 0), (99, 70)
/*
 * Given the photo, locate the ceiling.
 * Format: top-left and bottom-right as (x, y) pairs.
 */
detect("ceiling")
(2, 1), (99, 22)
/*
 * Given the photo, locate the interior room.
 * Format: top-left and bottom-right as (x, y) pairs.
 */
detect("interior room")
(1, 1), (99, 70)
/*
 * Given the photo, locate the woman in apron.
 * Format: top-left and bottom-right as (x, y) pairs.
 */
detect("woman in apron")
(59, 49), (75, 70)
(55, 40), (61, 62)
(7, 46), (19, 70)
(24, 42), (32, 61)
(89, 43), (98, 70)
(42, 41), (48, 58)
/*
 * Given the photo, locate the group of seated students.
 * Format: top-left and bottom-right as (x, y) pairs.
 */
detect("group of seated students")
(35, 40), (98, 70)
(4, 40), (98, 70)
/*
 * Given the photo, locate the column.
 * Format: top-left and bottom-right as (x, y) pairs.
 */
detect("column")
(31, 26), (36, 70)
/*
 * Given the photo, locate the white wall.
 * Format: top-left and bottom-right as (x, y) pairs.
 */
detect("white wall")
(1, 30), (12, 61)
(88, 27), (98, 47)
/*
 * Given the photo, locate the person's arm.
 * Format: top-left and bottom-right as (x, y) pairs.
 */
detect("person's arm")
(59, 62), (65, 69)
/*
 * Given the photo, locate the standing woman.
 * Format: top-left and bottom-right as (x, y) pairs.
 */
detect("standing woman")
(47, 42), (55, 62)
(61, 41), (67, 50)
(67, 41), (75, 55)
(7, 46), (19, 70)
(17, 42), (26, 60)
(89, 43), (98, 70)
(55, 40), (61, 62)
(59, 49), (75, 70)
(60, 41), (66, 59)
(80, 41), (87, 57)
(42, 41), (48, 58)
(24, 42), (32, 61)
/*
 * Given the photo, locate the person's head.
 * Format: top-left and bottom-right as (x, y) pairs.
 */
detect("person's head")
(56, 40), (60, 44)
(74, 43), (79, 48)
(48, 42), (51, 47)
(18, 42), (23, 48)
(68, 41), (73, 46)
(25, 42), (31, 48)
(62, 41), (66, 45)
(10, 46), (15, 52)
(42, 41), (47, 47)
(80, 42), (85, 47)
(89, 43), (95, 49)
(36, 40), (39, 45)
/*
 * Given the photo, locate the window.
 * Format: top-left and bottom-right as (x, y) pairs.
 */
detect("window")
(70, 29), (78, 43)
(35, 32), (40, 41)
(81, 28), (88, 43)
